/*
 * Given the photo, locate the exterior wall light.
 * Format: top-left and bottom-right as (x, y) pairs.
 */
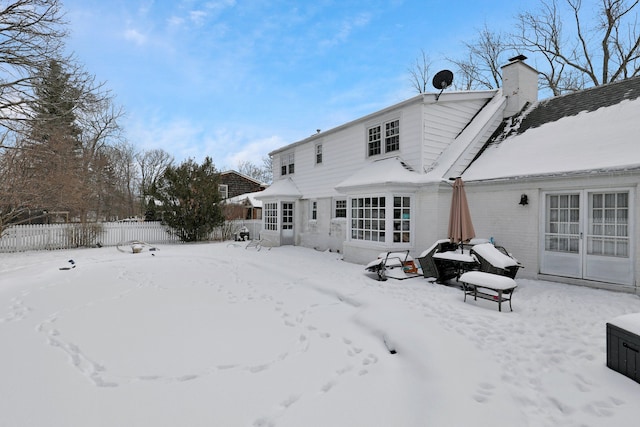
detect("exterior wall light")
(519, 194), (529, 206)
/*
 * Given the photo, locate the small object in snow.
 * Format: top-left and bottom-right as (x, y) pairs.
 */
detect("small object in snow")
(59, 260), (76, 270)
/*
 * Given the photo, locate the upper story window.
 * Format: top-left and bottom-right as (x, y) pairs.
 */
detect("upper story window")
(385, 120), (400, 152)
(315, 143), (323, 165)
(367, 118), (400, 157)
(218, 184), (228, 199)
(280, 152), (295, 176)
(368, 126), (381, 156)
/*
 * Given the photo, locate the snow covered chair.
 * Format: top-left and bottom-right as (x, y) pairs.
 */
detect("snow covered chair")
(416, 239), (458, 282)
(470, 243), (522, 279)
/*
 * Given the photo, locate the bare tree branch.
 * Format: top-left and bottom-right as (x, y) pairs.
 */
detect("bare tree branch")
(407, 49), (433, 93)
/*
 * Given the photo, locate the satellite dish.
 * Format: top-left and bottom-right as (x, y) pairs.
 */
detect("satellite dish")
(432, 69), (454, 89)
(432, 69), (454, 101)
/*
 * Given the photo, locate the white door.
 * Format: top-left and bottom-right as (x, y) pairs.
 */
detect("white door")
(583, 191), (633, 285)
(541, 190), (633, 286)
(541, 192), (582, 278)
(281, 202), (294, 245)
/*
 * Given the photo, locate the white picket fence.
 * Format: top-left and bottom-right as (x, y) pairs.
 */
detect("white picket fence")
(0, 220), (263, 253)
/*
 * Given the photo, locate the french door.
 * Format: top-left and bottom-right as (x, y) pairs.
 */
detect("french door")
(541, 189), (633, 286)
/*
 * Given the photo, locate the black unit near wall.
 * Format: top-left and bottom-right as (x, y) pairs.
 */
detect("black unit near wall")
(607, 322), (640, 384)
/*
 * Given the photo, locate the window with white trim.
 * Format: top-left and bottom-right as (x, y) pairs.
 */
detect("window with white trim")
(264, 202), (278, 231)
(280, 152), (295, 176)
(311, 201), (317, 220)
(334, 199), (347, 218)
(351, 197), (386, 242)
(385, 120), (400, 152)
(367, 126), (381, 156)
(218, 184), (228, 199)
(392, 196), (411, 243)
(350, 195), (412, 243)
(315, 143), (323, 165)
(367, 118), (400, 157)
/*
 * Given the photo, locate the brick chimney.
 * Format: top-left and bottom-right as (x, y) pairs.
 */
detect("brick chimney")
(501, 55), (538, 118)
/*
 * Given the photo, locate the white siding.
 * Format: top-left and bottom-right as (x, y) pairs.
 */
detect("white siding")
(285, 101), (424, 200)
(422, 98), (491, 170)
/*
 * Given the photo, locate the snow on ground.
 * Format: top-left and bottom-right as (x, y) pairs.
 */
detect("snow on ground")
(1, 243), (639, 427)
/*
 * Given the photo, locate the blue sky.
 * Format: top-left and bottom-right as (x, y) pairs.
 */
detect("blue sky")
(63, 0), (531, 169)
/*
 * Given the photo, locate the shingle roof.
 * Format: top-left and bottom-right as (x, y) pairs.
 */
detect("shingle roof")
(492, 75), (640, 142)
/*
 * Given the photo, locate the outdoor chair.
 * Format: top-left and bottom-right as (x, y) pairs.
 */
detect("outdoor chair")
(416, 239), (459, 282)
(470, 243), (522, 279)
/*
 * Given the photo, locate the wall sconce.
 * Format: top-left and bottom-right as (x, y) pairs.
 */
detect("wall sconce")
(519, 194), (529, 206)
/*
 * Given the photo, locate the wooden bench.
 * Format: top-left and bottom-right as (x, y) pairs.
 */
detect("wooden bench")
(459, 271), (517, 312)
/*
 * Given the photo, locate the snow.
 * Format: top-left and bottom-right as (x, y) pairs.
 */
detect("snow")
(226, 191), (264, 208)
(335, 157), (433, 191)
(462, 98), (640, 181)
(254, 177), (302, 199)
(609, 313), (640, 336)
(459, 271), (517, 290)
(1, 243), (640, 427)
(472, 243), (519, 269)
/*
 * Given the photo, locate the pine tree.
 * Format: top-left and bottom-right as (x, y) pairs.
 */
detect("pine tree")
(152, 157), (224, 242)
(23, 59), (85, 215)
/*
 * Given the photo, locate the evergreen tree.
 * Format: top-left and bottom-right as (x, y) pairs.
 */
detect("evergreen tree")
(152, 157), (224, 242)
(21, 59), (85, 215)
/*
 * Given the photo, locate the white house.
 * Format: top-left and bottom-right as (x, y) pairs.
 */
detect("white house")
(461, 76), (640, 292)
(256, 57), (640, 292)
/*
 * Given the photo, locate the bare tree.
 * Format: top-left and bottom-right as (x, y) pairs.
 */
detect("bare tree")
(449, 25), (512, 90)
(98, 142), (138, 220)
(237, 159), (271, 184)
(0, 0), (67, 132)
(261, 155), (273, 184)
(408, 49), (434, 93)
(515, 0), (640, 94)
(136, 148), (174, 211)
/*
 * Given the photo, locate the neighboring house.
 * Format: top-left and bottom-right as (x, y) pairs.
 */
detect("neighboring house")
(219, 170), (267, 200)
(256, 56), (640, 292)
(219, 170), (268, 221)
(225, 191), (263, 220)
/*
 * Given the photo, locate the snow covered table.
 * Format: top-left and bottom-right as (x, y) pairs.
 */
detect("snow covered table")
(607, 313), (640, 384)
(459, 271), (517, 312)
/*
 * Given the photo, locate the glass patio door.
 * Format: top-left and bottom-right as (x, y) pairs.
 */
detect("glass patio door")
(584, 191), (632, 285)
(541, 190), (633, 286)
(541, 193), (582, 278)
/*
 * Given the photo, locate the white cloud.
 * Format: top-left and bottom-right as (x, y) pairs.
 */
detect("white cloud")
(319, 12), (372, 49)
(223, 135), (285, 169)
(189, 10), (208, 25)
(126, 113), (284, 171)
(123, 28), (148, 46)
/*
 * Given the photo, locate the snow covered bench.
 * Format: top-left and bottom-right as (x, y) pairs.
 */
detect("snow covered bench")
(459, 271), (517, 312)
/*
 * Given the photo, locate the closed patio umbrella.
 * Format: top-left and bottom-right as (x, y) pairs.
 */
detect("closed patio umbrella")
(448, 177), (476, 250)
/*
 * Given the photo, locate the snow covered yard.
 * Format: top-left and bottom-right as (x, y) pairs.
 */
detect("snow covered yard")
(1, 243), (639, 427)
